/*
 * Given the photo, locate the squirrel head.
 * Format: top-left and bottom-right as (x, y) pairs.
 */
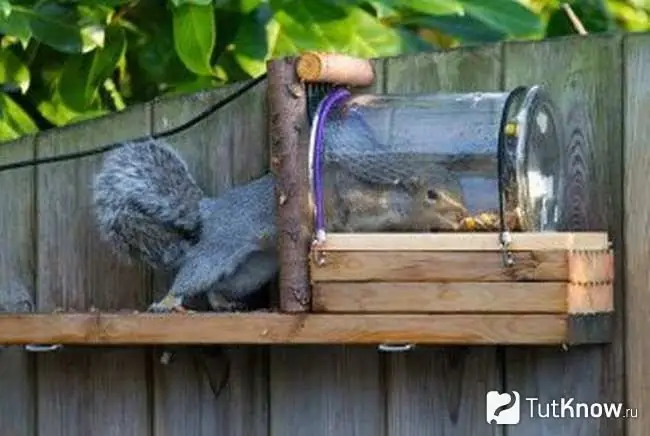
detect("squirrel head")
(404, 176), (468, 231)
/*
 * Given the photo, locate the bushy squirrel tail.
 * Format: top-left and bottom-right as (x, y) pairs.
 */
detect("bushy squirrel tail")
(92, 138), (205, 270)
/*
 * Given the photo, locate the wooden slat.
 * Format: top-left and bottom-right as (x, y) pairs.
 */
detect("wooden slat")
(269, 60), (386, 436)
(313, 282), (614, 314)
(310, 250), (613, 283)
(0, 135), (36, 436)
(0, 312), (573, 344)
(317, 232), (609, 251)
(503, 35), (624, 436)
(624, 33), (650, 436)
(381, 44), (506, 436)
(35, 104), (151, 436)
(151, 80), (269, 436)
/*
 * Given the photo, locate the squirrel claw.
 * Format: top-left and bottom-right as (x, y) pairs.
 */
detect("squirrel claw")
(148, 295), (194, 313)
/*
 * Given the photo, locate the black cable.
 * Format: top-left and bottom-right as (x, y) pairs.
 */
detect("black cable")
(0, 73), (267, 173)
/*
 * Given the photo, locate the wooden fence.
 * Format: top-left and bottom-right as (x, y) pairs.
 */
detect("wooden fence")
(0, 32), (648, 435)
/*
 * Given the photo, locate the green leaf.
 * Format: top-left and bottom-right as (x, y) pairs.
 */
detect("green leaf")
(0, 0), (11, 18)
(0, 8), (32, 48)
(58, 25), (126, 111)
(406, 13), (507, 42)
(169, 0), (214, 7)
(0, 92), (38, 142)
(270, 2), (403, 58)
(171, 2), (216, 76)
(459, 0), (543, 37)
(0, 48), (30, 93)
(401, 0), (463, 15)
(27, 2), (105, 53)
(546, 0), (615, 36)
(232, 13), (269, 77)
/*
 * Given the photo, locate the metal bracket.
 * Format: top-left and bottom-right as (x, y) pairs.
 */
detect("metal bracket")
(378, 343), (416, 352)
(24, 344), (63, 352)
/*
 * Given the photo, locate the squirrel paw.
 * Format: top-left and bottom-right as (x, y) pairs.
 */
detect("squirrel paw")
(148, 294), (195, 314)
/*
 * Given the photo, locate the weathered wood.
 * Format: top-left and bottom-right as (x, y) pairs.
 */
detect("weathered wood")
(503, 34), (624, 436)
(0, 312), (614, 345)
(310, 250), (613, 283)
(623, 33), (650, 436)
(383, 42), (505, 436)
(316, 232), (609, 251)
(0, 135), (36, 436)
(267, 57), (311, 312)
(312, 282), (613, 314)
(151, 80), (269, 436)
(35, 105), (151, 436)
(269, 60), (386, 436)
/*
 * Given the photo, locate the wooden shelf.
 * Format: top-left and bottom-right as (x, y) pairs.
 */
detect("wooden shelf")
(0, 312), (612, 346)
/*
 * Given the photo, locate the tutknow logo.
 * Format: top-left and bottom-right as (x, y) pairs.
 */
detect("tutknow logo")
(486, 391), (638, 425)
(486, 391), (521, 424)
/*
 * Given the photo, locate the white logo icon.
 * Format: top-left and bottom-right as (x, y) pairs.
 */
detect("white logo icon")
(486, 390), (521, 424)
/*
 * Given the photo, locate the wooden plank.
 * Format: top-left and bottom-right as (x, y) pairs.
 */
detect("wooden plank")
(317, 232), (609, 251)
(35, 105), (151, 436)
(313, 282), (613, 314)
(310, 250), (613, 283)
(270, 346), (384, 436)
(269, 60), (386, 436)
(0, 312), (610, 344)
(623, 33), (650, 436)
(0, 135), (36, 436)
(503, 34), (624, 436)
(151, 80), (269, 436)
(383, 43), (505, 436)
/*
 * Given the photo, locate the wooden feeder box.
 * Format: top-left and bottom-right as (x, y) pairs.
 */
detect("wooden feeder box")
(269, 52), (615, 346)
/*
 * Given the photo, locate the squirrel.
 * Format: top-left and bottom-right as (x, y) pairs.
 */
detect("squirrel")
(92, 138), (278, 312)
(321, 152), (469, 232)
(93, 140), (468, 312)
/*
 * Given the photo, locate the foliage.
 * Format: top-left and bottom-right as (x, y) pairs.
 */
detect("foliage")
(0, 0), (645, 142)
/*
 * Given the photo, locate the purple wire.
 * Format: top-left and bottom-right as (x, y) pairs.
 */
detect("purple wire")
(313, 87), (351, 235)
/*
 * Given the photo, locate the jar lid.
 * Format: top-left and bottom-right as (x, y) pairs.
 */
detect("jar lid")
(508, 86), (565, 231)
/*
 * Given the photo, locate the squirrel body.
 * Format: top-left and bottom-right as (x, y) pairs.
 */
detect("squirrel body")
(322, 153), (468, 232)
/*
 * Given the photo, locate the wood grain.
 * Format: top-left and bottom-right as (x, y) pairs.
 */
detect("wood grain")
(151, 80), (270, 436)
(383, 44), (505, 436)
(35, 104), (152, 435)
(268, 57), (311, 312)
(0, 135), (36, 436)
(269, 59), (386, 436)
(623, 33), (650, 436)
(310, 250), (613, 283)
(503, 34), (624, 436)
(313, 282), (612, 314)
(316, 232), (609, 251)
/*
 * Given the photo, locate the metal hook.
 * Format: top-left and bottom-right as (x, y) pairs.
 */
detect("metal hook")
(378, 343), (415, 352)
(24, 344), (63, 352)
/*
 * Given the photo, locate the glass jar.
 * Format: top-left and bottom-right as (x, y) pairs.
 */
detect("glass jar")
(308, 86), (565, 237)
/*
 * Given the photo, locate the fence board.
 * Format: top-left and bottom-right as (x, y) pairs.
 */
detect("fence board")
(35, 106), (152, 436)
(269, 60), (386, 436)
(383, 45), (503, 436)
(151, 80), (269, 436)
(503, 35), (624, 436)
(0, 135), (36, 436)
(624, 33), (650, 436)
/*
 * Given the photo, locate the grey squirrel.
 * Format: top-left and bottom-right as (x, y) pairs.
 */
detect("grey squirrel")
(92, 139), (468, 312)
(92, 138), (278, 312)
